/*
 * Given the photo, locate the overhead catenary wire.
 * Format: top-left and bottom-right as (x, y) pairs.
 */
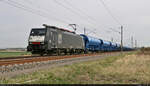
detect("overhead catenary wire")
(1, 0), (70, 24)
(109, 28), (121, 34)
(22, 0), (84, 32)
(98, 0), (124, 37)
(55, 0), (113, 37)
(52, 0), (104, 31)
(63, 0), (112, 34)
(53, 0), (94, 24)
(63, 0), (101, 26)
(98, 0), (121, 26)
(23, 0), (74, 22)
(22, 0), (101, 34)
(98, 0), (127, 50)
(64, 0), (121, 36)
(1, 0), (114, 40)
(21, 0), (102, 35)
(2, 0), (99, 36)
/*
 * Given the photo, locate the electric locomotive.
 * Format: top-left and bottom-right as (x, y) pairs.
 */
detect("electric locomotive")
(27, 24), (85, 55)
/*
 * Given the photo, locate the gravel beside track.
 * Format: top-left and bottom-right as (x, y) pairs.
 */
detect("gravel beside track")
(0, 52), (129, 78)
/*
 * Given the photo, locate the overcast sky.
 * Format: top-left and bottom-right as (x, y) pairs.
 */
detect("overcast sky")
(0, 0), (150, 48)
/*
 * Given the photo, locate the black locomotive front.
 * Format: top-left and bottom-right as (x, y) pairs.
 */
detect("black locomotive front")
(27, 28), (47, 54)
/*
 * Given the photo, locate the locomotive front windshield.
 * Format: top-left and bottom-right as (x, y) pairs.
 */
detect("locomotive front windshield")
(30, 29), (46, 36)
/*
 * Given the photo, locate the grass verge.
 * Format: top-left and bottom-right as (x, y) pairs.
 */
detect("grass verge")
(1, 52), (149, 84)
(0, 52), (31, 58)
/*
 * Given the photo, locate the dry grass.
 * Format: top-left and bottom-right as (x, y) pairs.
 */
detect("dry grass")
(99, 54), (150, 84)
(1, 52), (150, 84)
(138, 47), (150, 55)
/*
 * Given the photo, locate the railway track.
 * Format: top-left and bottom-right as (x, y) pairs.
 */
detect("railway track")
(0, 52), (116, 66)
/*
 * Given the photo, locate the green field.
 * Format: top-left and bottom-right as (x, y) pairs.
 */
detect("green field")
(2, 52), (149, 84)
(0, 52), (31, 58)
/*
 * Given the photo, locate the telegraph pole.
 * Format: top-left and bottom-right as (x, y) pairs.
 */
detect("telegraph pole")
(135, 40), (137, 49)
(84, 27), (86, 35)
(111, 37), (113, 42)
(131, 36), (134, 48)
(108, 26), (123, 52)
(121, 26), (123, 52)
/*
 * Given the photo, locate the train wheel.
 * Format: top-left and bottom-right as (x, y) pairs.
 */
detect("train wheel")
(57, 49), (61, 56)
(40, 53), (44, 56)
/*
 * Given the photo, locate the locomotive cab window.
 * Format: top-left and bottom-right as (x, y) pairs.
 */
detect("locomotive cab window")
(30, 29), (46, 36)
